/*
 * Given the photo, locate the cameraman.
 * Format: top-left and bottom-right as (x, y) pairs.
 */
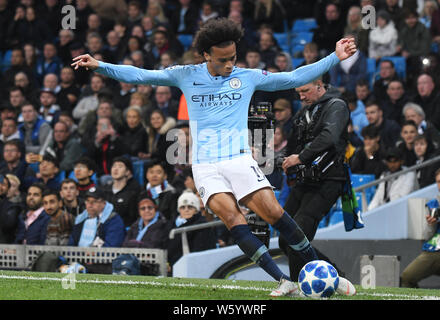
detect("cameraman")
(400, 168), (440, 288)
(281, 78), (350, 281)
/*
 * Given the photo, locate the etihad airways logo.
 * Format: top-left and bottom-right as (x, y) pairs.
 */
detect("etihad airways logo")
(191, 93), (242, 107)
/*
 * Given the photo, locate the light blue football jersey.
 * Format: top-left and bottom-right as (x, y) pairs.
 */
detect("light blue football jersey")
(96, 52), (340, 164)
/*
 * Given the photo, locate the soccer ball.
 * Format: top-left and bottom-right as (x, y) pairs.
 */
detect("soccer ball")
(298, 260), (339, 298)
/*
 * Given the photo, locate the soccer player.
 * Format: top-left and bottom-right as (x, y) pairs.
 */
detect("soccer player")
(72, 18), (356, 297)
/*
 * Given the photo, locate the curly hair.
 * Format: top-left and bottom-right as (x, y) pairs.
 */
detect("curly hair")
(193, 18), (244, 55)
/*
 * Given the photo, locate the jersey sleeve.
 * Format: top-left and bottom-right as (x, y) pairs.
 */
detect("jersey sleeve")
(95, 62), (186, 87)
(252, 52), (340, 91)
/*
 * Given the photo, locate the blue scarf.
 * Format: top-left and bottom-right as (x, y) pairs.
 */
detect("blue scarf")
(136, 212), (160, 241)
(77, 202), (114, 247)
(175, 216), (187, 227)
(146, 180), (168, 200)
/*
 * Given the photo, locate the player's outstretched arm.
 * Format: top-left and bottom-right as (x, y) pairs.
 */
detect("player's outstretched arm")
(334, 38), (357, 61)
(71, 54), (177, 86)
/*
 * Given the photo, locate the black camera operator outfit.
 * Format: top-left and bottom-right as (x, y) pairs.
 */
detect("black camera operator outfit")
(280, 86), (350, 281)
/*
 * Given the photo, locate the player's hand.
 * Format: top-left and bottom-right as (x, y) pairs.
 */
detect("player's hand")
(71, 54), (99, 71)
(335, 38), (357, 61)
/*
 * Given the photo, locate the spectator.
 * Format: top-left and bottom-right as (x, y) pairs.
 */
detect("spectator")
(414, 134), (440, 188)
(350, 124), (388, 179)
(7, 5), (52, 50)
(24, 154), (62, 191)
(122, 192), (169, 249)
(258, 31), (279, 67)
(126, 0), (144, 30)
(42, 189), (74, 246)
(145, 159), (179, 221)
(0, 117), (23, 157)
(344, 6), (369, 55)
(42, 73), (61, 94)
(365, 101), (401, 150)
(84, 117), (125, 180)
(60, 178), (85, 217)
(313, 3), (346, 56)
(420, 0), (437, 28)
(57, 66), (81, 114)
(121, 106), (150, 160)
(169, 0), (199, 35)
(145, 109), (175, 163)
(266, 124), (288, 189)
(329, 36), (367, 93)
(0, 174), (22, 244)
(147, 86), (179, 121)
(105, 30), (125, 64)
(103, 156), (141, 228)
(144, 29), (184, 69)
(5, 174), (23, 205)
(401, 169), (440, 287)
(368, 10), (398, 60)
(38, 88), (60, 126)
(411, 73), (440, 130)
(368, 147), (417, 210)
(273, 98), (293, 138)
(167, 190), (217, 267)
(402, 102), (440, 149)
(245, 48), (265, 69)
(35, 42), (62, 85)
(252, 0), (285, 33)
(396, 120), (419, 167)
(15, 182), (50, 245)
(343, 91), (368, 141)
(7, 87), (27, 119)
(0, 140), (34, 190)
(380, 79), (408, 125)
(14, 71), (37, 102)
(57, 29), (75, 66)
(73, 157), (97, 200)
(382, 0), (405, 29)
(72, 74), (106, 121)
(79, 99), (123, 146)
(373, 60), (400, 103)
(274, 52), (293, 72)
(397, 9), (432, 84)
(18, 101), (52, 155)
(58, 111), (80, 140)
(68, 188), (126, 248)
(1, 47), (34, 90)
(198, 1), (219, 26)
(44, 121), (84, 173)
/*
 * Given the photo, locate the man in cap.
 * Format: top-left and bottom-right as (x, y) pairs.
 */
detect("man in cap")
(68, 187), (125, 247)
(368, 147), (417, 210)
(273, 98), (293, 138)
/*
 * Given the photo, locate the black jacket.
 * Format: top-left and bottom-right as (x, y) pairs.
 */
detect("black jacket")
(122, 214), (169, 249)
(0, 198), (22, 244)
(285, 87), (350, 181)
(167, 212), (217, 266)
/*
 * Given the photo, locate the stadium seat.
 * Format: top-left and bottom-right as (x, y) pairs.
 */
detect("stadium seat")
(379, 56), (406, 80)
(0, 50), (11, 73)
(366, 58), (377, 88)
(328, 210), (344, 225)
(132, 159), (151, 186)
(273, 32), (289, 53)
(292, 58), (304, 69)
(291, 32), (313, 46)
(177, 34), (193, 51)
(351, 174), (376, 205)
(291, 44), (305, 57)
(292, 19), (317, 33)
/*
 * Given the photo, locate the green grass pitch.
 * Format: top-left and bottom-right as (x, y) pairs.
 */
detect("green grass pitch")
(0, 270), (439, 300)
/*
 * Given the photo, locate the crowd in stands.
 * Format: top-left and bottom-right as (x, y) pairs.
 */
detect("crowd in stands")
(2, 0), (440, 272)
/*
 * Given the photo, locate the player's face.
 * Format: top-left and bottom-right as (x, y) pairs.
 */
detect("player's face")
(205, 43), (237, 77)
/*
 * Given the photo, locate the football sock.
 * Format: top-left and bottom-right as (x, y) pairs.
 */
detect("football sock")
(230, 224), (290, 282)
(272, 212), (318, 263)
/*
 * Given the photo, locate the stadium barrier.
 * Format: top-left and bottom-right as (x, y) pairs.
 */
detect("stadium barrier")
(0, 244), (168, 276)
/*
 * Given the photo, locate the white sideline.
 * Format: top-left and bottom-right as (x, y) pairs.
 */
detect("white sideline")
(0, 274), (439, 300)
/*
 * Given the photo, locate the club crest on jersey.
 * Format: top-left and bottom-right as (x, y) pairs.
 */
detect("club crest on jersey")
(229, 78), (241, 89)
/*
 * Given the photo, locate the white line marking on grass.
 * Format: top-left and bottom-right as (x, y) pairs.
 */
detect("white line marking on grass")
(0, 274), (269, 292)
(1, 274), (439, 300)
